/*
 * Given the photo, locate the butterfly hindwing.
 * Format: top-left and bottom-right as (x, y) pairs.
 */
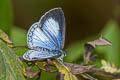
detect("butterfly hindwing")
(23, 50), (61, 61)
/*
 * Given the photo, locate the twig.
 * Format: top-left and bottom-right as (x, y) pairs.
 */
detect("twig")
(81, 73), (97, 80)
(56, 72), (64, 80)
(12, 45), (28, 50)
(88, 68), (120, 79)
(20, 55), (120, 79)
(36, 72), (41, 80)
(63, 62), (95, 74)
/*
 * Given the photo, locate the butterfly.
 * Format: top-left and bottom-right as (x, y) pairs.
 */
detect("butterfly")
(23, 8), (66, 61)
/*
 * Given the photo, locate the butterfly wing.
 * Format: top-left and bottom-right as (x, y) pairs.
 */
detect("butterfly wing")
(23, 50), (61, 61)
(27, 22), (57, 50)
(27, 8), (65, 51)
(39, 8), (65, 49)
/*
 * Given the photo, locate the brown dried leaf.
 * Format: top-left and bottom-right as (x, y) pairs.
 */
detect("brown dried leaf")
(87, 36), (112, 48)
(84, 36), (112, 64)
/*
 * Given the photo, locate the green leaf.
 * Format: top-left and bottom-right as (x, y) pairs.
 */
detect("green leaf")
(40, 71), (56, 80)
(10, 27), (27, 56)
(97, 20), (120, 66)
(0, 40), (26, 80)
(65, 36), (97, 63)
(0, 0), (13, 35)
(11, 27), (27, 46)
(64, 42), (84, 62)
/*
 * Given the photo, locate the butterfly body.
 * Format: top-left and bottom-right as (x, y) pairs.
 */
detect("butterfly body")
(23, 8), (66, 61)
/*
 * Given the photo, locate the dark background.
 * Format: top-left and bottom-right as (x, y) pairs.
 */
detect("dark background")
(11, 0), (116, 45)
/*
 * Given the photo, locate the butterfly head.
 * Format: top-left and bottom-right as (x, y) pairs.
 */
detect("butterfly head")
(56, 50), (66, 61)
(59, 50), (66, 57)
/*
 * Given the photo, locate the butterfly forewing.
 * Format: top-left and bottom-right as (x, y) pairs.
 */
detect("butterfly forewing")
(40, 8), (65, 49)
(27, 8), (65, 50)
(27, 22), (57, 50)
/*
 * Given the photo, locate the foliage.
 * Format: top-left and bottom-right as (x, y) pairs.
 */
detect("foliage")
(101, 60), (120, 73)
(97, 20), (120, 66)
(0, 0), (120, 80)
(0, 40), (25, 80)
(0, 0), (12, 35)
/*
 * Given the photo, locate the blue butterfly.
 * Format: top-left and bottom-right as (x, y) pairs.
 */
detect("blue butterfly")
(23, 8), (66, 61)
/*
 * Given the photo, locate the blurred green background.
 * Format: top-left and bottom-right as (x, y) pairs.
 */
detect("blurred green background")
(0, 0), (120, 80)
